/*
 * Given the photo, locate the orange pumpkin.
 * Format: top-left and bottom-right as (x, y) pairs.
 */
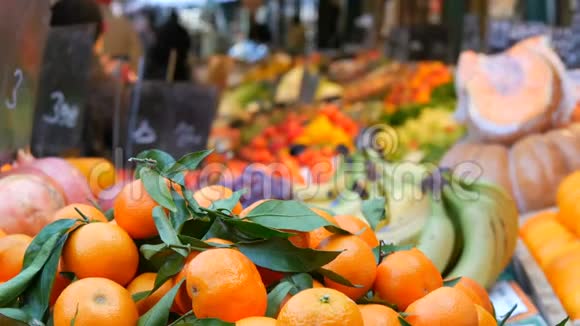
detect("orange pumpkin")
(441, 124), (580, 212)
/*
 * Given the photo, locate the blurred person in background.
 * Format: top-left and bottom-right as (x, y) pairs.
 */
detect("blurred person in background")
(144, 10), (192, 81)
(50, 0), (122, 158)
(248, 11), (272, 45)
(96, 0), (143, 72)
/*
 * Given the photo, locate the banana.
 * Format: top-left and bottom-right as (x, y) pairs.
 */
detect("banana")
(375, 215), (428, 246)
(442, 184), (498, 288)
(330, 191), (364, 218)
(415, 194), (456, 273)
(464, 181), (519, 276)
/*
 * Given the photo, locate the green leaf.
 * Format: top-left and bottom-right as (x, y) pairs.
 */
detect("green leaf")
(23, 218), (77, 268)
(285, 273), (314, 294)
(172, 318), (234, 326)
(443, 277), (462, 287)
(21, 233), (69, 320)
(0, 308), (33, 324)
(132, 291), (150, 302)
(60, 272), (76, 281)
(222, 218), (294, 240)
(140, 243), (169, 260)
(244, 200), (333, 232)
(265, 281), (294, 317)
(237, 238), (340, 273)
(138, 280), (183, 326)
(210, 190), (246, 213)
(170, 197), (192, 231)
(155, 254), (185, 290)
(141, 168), (176, 212)
(178, 235), (214, 250)
(356, 295), (397, 310)
(135, 149), (176, 176)
(165, 150), (213, 176)
(180, 218), (214, 240)
(323, 225), (351, 235)
(398, 316), (412, 326)
(556, 317), (570, 326)
(152, 207), (187, 257)
(497, 304), (517, 326)
(317, 268), (362, 288)
(104, 209), (114, 221)
(362, 197), (386, 231)
(372, 243), (413, 264)
(0, 233), (62, 306)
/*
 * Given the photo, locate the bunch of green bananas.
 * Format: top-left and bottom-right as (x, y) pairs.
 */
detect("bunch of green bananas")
(378, 173), (519, 289)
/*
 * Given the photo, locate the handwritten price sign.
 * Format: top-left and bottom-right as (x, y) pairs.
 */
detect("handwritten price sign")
(0, 0), (51, 163)
(31, 24), (94, 157)
(125, 82), (218, 158)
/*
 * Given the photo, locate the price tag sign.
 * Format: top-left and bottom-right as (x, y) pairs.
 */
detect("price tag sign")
(31, 25), (95, 157)
(0, 0), (51, 163)
(125, 82), (218, 158)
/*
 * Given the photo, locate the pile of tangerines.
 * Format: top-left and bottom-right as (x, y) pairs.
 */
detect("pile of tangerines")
(0, 180), (498, 326)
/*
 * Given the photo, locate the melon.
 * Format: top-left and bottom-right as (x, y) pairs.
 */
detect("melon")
(455, 36), (576, 144)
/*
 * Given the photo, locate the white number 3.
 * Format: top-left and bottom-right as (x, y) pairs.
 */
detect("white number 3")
(5, 69), (23, 110)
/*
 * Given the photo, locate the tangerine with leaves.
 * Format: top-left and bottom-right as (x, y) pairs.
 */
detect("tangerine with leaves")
(61, 222), (139, 286)
(172, 238), (234, 315)
(358, 304), (400, 326)
(277, 287), (364, 325)
(334, 215), (379, 247)
(53, 277), (139, 326)
(52, 204), (107, 223)
(308, 208), (337, 248)
(127, 273), (173, 315)
(374, 248), (443, 310)
(404, 286), (478, 326)
(453, 277), (494, 314)
(278, 279), (324, 316)
(236, 316), (277, 326)
(0, 234), (32, 282)
(186, 248), (267, 322)
(317, 234), (377, 300)
(193, 185), (243, 215)
(113, 179), (159, 239)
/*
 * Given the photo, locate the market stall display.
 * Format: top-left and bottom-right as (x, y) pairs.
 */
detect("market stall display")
(0, 149), (521, 325)
(3, 1), (580, 321)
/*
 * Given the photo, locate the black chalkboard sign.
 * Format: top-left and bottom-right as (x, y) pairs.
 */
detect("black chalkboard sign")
(125, 82), (218, 158)
(387, 27), (411, 61)
(31, 24), (95, 157)
(0, 0), (51, 163)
